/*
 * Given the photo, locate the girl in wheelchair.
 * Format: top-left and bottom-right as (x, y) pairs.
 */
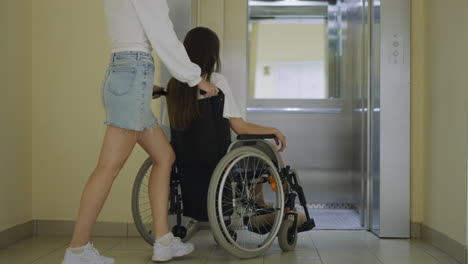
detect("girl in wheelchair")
(158, 27), (307, 234)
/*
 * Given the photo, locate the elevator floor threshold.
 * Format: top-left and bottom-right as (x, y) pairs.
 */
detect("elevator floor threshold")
(298, 208), (363, 229)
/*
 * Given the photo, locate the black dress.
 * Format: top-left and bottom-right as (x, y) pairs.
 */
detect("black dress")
(170, 90), (231, 221)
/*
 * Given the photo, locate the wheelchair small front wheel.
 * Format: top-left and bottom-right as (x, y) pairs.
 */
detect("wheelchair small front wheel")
(278, 217), (298, 252)
(172, 225), (187, 239)
(132, 157), (197, 245)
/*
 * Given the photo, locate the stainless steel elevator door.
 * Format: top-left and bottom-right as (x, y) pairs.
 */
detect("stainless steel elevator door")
(246, 0), (368, 229)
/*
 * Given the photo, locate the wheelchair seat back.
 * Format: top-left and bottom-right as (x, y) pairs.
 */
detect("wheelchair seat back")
(170, 89), (231, 166)
(170, 90), (231, 221)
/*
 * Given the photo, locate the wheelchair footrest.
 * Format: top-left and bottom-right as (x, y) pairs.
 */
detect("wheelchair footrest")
(298, 219), (316, 233)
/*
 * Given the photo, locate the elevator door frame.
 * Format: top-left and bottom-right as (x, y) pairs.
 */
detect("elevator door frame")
(367, 0), (410, 238)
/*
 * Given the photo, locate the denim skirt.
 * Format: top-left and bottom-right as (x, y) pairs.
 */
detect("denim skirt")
(101, 51), (158, 131)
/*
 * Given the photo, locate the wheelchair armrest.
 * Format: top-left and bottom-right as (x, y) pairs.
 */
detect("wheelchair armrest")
(237, 134), (276, 140)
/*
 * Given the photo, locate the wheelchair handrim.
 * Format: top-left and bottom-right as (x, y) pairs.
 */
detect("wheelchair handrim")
(216, 152), (284, 253)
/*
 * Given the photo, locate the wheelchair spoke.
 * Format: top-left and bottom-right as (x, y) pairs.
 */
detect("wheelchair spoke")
(212, 149), (285, 255)
(142, 214), (153, 224)
(140, 207), (153, 214)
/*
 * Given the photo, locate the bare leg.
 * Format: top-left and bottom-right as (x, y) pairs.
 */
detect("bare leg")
(255, 140), (286, 206)
(251, 141), (305, 226)
(69, 126), (138, 247)
(137, 126), (175, 239)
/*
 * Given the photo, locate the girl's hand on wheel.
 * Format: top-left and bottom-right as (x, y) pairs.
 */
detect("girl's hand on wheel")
(273, 129), (287, 152)
(152, 85), (165, 99)
(198, 80), (219, 97)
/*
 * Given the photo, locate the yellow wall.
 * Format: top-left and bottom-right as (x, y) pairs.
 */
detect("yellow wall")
(31, 0), (161, 223)
(410, 0), (428, 225)
(0, 0), (33, 232)
(250, 23), (327, 97)
(255, 23), (326, 62)
(422, 0), (468, 245)
(412, 0), (468, 245)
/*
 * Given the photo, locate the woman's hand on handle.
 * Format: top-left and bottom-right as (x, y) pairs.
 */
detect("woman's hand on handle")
(152, 85), (165, 99)
(198, 80), (219, 97)
(273, 129), (287, 152)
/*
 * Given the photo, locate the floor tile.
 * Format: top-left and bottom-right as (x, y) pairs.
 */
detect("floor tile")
(89, 236), (125, 253)
(105, 249), (152, 264)
(433, 255), (462, 264)
(206, 245), (263, 264)
(376, 254), (440, 264)
(319, 251), (383, 264)
(369, 240), (428, 257)
(28, 237), (123, 264)
(6, 235), (68, 250)
(423, 246), (462, 264)
(2, 230), (457, 264)
(0, 236), (69, 264)
(265, 248), (322, 264)
(111, 237), (152, 251)
(0, 247), (59, 264)
(30, 246), (68, 264)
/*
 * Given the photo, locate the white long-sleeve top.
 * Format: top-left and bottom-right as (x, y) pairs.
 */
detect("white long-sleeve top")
(104, 0), (202, 87)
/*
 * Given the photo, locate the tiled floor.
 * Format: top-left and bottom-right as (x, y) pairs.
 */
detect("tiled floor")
(0, 229), (461, 264)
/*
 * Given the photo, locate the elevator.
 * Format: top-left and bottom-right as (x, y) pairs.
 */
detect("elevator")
(163, 0), (410, 238)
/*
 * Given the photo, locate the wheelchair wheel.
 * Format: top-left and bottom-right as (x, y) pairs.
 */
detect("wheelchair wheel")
(207, 146), (285, 259)
(278, 216), (298, 252)
(131, 157), (197, 246)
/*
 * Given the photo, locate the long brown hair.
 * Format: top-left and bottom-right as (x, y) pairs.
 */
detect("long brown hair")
(166, 27), (221, 131)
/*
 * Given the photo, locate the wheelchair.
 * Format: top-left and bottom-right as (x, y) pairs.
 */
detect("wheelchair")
(131, 90), (315, 259)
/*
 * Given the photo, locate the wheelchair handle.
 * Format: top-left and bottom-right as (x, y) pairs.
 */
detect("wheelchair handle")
(153, 89), (207, 97)
(153, 90), (167, 96)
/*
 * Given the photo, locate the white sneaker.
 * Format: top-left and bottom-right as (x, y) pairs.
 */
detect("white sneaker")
(152, 233), (195, 262)
(62, 242), (115, 264)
